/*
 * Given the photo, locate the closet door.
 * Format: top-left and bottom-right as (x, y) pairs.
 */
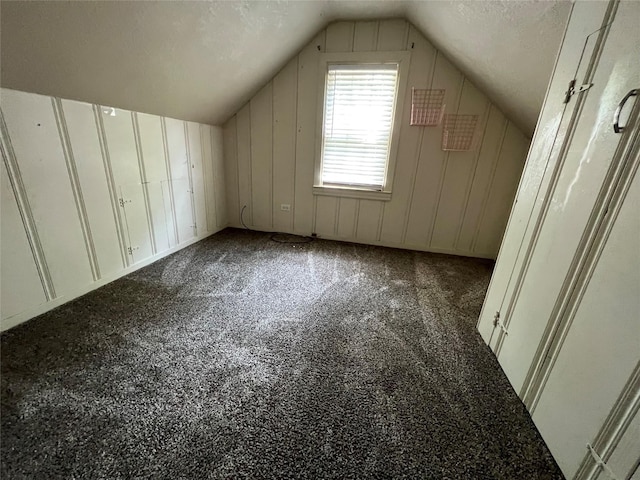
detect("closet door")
(477, 0), (609, 347)
(533, 159), (639, 478)
(489, 0), (639, 394)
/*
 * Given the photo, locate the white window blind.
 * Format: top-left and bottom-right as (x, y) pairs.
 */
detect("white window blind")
(321, 64), (399, 190)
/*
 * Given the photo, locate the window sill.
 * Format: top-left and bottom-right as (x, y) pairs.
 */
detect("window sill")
(312, 186), (392, 201)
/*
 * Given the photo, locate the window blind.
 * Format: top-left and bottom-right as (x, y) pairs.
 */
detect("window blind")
(321, 64), (399, 189)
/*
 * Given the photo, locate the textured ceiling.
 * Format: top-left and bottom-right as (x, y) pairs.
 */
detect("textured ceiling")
(0, 1), (571, 136)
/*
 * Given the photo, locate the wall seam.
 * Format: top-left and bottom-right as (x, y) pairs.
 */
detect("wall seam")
(93, 105), (129, 267)
(52, 98), (100, 281)
(0, 109), (56, 300)
(131, 112), (156, 254)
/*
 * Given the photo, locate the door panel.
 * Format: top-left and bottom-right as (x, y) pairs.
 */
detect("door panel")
(477, 1), (610, 343)
(119, 183), (153, 264)
(496, 0), (639, 393)
(533, 165), (640, 478)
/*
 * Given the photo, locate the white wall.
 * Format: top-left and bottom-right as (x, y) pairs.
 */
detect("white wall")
(0, 88), (227, 330)
(223, 19), (530, 259)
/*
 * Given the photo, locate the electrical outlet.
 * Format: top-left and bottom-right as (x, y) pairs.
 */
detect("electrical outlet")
(280, 204), (291, 212)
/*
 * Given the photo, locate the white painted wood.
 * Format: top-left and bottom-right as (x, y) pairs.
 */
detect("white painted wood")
(60, 99), (124, 277)
(405, 52), (464, 246)
(1, 89), (94, 296)
(356, 200), (382, 242)
(225, 20), (528, 258)
(223, 116), (240, 226)
(431, 79), (490, 251)
(325, 21), (354, 53)
(473, 123), (528, 258)
(294, 31), (325, 235)
(379, 25), (436, 244)
(596, 410), (640, 480)
(236, 104), (253, 226)
(210, 126), (227, 229)
(100, 104), (155, 262)
(2, 228), (221, 331)
(165, 119), (194, 243)
(136, 113), (172, 253)
(314, 196), (338, 236)
(198, 124), (218, 233)
(1, 88), (226, 329)
(189, 123), (207, 236)
(352, 21), (378, 52)
(336, 198), (357, 238)
(533, 167), (640, 478)
(477, 0), (609, 345)
(456, 106), (507, 253)
(376, 19), (408, 51)
(0, 161), (46, 318)
(250, 83), (273, 230)
(272, 59), (297, 233)
(496, 0), (639, 393)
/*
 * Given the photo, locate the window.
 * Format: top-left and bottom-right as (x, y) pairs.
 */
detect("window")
(314, 52), (410, 200)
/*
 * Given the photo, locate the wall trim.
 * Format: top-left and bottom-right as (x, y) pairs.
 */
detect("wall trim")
(93, 105), (129, 268)
(1, 228), (224, 332)
(160, 117), (179, 244)
(131, 112), (157, 254)
(522, 100), (640, 409)
(52, 97), (101, 281)
(0, 110), (56, 300)
(574, 361), (640, 480)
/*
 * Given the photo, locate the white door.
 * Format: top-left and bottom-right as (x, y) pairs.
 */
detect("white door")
(485, 0), (640, 394)
(119, 183), (154, 265)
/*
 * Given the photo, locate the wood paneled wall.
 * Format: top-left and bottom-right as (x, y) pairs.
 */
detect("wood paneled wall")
(0, 88), (226, 330)
(223, 19), (529, 259)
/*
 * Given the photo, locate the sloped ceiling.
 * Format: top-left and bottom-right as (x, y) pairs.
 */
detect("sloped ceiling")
(0, 1), (571, 136)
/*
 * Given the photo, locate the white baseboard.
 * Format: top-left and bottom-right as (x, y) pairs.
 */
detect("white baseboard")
(1, 228), (224, 332)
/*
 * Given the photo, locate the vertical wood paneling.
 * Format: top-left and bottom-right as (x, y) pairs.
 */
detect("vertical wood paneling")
(325, 21), (354, 53)
(272, 59), (298, 233)
(60, 99), (125, 277)
(136, 113), (172, 253)
(337, 198), (358, 238)
(250, 82), (273, 230)
(474, 123), (528, 256)
(405, 52), (464, 246)
(165, 118), (194, 244)
(0, 161), (47, 318)
(294, 31), (325, 235)
(456, 106), (508, 252)
(199, 123), (217, 233)
(211, 126), (227, 229)
(1, 89), (94, 296)
(223, 20), (530, 260)
(380, 25), (437, 244)
(430, 80), (490, 251)
(1, 88), (225, 328)
(223, 116), (240, 226)
(376, 19), (408, 51)
(237, 104), (253, 226)
(186, 122), (208, 235)
(314, 196), (338, 236)
(356, 200), (383, 241)
(100, 105), (154, 262)
(353, 21), (378, 52)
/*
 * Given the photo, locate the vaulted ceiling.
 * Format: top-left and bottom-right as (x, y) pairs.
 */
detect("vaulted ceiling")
(1, 1), (571, 136)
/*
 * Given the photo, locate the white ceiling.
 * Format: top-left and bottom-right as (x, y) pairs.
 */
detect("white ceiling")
(1, 1), (572, 136)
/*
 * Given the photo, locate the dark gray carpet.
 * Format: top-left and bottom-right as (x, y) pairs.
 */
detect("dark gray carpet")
(1, 228), (563, 479)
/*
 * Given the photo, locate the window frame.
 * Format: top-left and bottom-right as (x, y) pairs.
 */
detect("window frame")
(313, 51), (411, 201)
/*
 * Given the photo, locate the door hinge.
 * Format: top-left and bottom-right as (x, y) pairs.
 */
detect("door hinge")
(118, 198), (132, 208)
(587, 444), (620, 480)
(126, 246), (139, 255)
(563, 79), (594, 104)
(493, 311), (509, 336)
